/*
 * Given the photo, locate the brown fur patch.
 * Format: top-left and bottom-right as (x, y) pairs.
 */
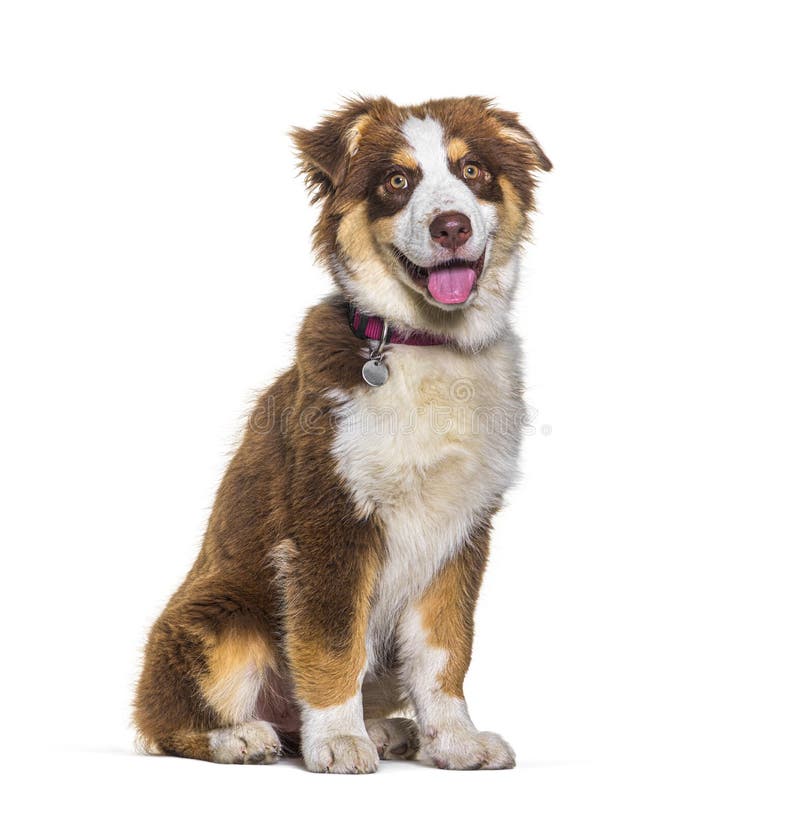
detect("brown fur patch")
(281, 524), (381, 707)
(337, 201), (395, 270)
(415, 522), (492, 697)
(391, 148), (419, 170)
(447, 137), (470, 163)
(489, 177), (528, 268)
(287, 640), (368, 709)
(347, 113), (373, 157)
(337, 201), (380, 266)
(159, 730), (213, 761)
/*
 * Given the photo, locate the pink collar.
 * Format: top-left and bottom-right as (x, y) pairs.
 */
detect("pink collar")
(348, 304), (449, 347)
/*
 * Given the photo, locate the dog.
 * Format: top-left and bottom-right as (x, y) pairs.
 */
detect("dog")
(134, 95), (551, 773)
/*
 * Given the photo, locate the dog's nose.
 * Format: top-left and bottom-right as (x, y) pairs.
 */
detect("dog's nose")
(429, 211), (472, 250)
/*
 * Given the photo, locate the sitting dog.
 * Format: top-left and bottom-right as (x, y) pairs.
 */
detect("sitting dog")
(134, 95), (551, 773)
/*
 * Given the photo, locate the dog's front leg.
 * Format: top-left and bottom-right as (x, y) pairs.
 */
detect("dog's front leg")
(277, 532), (381, 774)
(398, 525), (516, 770)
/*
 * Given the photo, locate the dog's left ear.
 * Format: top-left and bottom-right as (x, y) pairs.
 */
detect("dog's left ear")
(491, 107), (553, 173)
(290, 97), (376, 202)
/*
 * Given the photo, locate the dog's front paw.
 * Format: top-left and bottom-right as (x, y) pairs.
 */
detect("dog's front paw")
(303, 734), (379, 774)
(421, 726), (516, 770)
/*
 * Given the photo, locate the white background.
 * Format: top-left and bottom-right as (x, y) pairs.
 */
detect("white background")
(1, 1), (798, 810)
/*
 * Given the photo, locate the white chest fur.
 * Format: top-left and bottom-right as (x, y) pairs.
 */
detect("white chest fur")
(329, 336), (525, 670)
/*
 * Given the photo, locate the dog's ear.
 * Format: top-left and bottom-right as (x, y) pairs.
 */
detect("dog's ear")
(290, 98), (376, 202)
(491, 106), (552, 173)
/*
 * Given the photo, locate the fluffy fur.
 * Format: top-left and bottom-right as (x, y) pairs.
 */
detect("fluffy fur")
(134, 95), (550, 773)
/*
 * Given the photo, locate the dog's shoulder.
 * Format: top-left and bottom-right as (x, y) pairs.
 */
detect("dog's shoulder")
(294, 295), (365, 394)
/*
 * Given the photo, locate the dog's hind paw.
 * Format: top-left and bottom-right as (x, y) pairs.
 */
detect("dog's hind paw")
(208, 721), (282, 764)
(365, 717), (420, 759)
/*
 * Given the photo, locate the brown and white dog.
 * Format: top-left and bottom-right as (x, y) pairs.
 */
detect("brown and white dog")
(134, 96), (551, 773)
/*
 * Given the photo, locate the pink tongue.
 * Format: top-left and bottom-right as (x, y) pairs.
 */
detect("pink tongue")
(426, 266), (477, 304)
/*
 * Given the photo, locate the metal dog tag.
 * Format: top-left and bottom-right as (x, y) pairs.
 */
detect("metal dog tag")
(361, 319), (391, 387)
(362, 357), (389, 387)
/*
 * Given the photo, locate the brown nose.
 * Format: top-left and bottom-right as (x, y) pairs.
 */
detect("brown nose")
(429, 211), (472, 250)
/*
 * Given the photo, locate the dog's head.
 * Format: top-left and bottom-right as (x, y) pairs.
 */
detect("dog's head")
(292, 96), (550, 349)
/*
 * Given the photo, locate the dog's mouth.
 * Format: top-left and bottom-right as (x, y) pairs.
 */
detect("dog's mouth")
(394, 248), (486, 306)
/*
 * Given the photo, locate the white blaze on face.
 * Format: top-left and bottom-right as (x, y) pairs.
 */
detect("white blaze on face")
(395, 117), (498, 269)
(334, 113), (520, 347)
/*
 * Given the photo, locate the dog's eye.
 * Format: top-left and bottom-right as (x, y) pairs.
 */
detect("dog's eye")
(387, 173), (409, 191)
(462, 163), (481, 181)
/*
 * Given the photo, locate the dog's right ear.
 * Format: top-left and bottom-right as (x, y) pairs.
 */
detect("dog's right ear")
(290, 98), (376, 203)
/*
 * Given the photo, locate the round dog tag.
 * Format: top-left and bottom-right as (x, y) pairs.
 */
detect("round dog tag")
(362, 358), (389, 387)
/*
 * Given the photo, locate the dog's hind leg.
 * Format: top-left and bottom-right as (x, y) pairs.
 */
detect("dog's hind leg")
(157, 721), (282, 764)
(135, 606), (283, 764)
